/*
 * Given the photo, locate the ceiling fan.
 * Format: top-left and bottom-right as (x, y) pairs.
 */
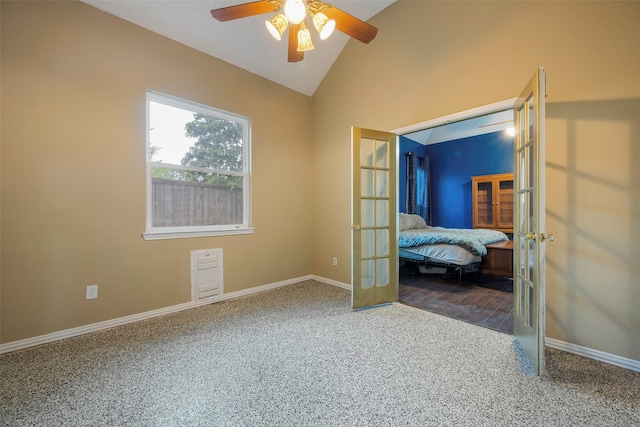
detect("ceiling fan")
(210, 0), (378, 63)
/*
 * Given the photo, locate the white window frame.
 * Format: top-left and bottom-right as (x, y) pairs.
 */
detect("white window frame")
(142, 91), (253, 240)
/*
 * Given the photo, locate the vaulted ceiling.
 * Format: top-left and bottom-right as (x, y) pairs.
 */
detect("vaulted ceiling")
(81, 0), (396, 96)
(81, 1), (514, 141)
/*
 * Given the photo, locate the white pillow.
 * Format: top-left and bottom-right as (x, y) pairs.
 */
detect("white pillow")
(399, 213), (428, 231)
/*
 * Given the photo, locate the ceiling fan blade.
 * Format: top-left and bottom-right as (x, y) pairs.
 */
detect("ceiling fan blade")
(324, 6), (378, 44)
(211, 1), (279, 22)
(288, 23), (304, 63)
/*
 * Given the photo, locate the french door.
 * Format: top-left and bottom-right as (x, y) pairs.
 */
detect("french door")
(351, 127), (398, 309)
(350, 70), (547, 375)
(513, 67), (547, 375)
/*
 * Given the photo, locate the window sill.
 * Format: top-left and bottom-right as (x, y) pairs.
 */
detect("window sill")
(142, 228), (254, 241)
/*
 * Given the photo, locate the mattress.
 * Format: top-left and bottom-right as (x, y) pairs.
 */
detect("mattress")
(399, 244), (481, 266)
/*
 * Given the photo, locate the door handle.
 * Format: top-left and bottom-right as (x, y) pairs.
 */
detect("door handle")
(352, 224), (361, 231)
(524, 233), (537, 241)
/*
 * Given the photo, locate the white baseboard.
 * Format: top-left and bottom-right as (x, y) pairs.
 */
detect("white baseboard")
(546, 337), (640, 373)
(0, 275), (315, 355)
(3, 277), (637, 374)
(311, 277), (640, 373)
(311, 275), (351, 290)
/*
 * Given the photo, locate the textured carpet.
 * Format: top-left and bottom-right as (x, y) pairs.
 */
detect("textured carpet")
(1, 280), (638, 426)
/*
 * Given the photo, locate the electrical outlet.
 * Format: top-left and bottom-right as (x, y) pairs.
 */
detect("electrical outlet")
(332, 257), (338, 266)
(86, 284), (98, 300)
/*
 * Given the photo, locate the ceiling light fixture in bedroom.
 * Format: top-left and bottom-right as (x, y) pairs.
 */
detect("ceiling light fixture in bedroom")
(266, 2), (336, 44)
(210, 0), (378, 63)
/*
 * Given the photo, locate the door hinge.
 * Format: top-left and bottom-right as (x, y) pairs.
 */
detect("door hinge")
(540, 233), (555, 242)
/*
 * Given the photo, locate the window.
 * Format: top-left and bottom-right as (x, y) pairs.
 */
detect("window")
(143, 91), (252, 240)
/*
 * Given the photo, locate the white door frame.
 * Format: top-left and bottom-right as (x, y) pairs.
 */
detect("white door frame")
(391, 98), (517, 136)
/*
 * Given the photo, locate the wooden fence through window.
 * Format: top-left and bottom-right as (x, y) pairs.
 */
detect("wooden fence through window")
(152, 178), (243, 227)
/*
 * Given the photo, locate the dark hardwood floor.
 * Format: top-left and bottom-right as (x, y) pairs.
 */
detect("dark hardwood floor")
(399, 264), (514, 335)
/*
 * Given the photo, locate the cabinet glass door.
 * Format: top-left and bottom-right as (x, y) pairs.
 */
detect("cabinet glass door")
(475, 181), (494, 228)
(497, 178), (514, 230)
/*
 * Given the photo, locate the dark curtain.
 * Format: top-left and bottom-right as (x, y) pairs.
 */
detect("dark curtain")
(406, 152), (431, 224)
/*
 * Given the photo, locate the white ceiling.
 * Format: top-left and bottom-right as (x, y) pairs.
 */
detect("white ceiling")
(403, 110), (515, 145)
(81, 0), (396, 96)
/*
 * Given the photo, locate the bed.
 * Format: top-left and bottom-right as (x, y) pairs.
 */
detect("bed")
(398, 213), (509, 279)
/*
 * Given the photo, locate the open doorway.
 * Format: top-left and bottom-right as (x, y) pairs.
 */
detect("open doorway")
(393, 101), (516, 334)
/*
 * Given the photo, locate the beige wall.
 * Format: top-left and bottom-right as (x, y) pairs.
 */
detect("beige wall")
(312, 1), (640, 360)
(1, 1), (313, 343)
(2, 0), (638, 364)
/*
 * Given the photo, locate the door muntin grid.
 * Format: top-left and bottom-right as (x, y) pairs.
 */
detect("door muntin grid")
(515, 95), (538, 330)
(360, 137), (390, 289)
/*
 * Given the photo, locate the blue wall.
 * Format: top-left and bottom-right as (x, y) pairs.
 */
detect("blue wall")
(400, 130), (513, 228)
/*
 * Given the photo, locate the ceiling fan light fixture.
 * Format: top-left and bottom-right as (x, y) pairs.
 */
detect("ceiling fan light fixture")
(266, 14), (288, 40)
(297, 22), (314, 51)
(210, 0), (379, 63)
(284, 0), (307, 25)
(312, 12), (335, 40)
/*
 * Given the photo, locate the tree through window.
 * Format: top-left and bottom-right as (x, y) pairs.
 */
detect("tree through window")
(144, 92), (252, 240)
